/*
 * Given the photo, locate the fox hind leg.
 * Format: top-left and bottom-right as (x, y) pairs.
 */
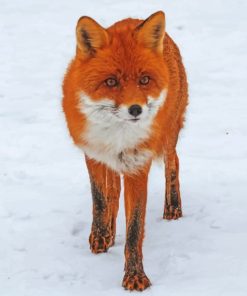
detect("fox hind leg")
(163, 150), (182, 220)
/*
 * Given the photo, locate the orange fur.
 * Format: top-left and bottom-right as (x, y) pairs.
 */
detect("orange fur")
(62, 11), (188, 291)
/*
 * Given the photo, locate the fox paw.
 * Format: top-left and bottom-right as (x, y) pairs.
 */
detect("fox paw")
(122, 272), (151, 291)
(163, 206), (182, 220)
(89, 232), (113, 254)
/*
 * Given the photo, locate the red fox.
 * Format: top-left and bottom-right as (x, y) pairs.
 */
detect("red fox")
(62, 11), (188, 291)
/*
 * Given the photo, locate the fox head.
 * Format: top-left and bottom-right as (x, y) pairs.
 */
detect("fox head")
(74, 11), (168, 126)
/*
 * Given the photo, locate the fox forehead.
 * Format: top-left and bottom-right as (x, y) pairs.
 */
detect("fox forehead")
(85, 44), (163, 77)
(80, 20), (166, 76)
(81, 43), (168, 91)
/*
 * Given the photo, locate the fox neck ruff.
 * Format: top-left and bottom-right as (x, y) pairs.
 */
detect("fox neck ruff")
(78, 90), (167, 174)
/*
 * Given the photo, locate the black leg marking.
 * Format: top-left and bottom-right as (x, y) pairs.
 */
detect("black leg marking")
(169, 170), (179, 207)
(164, 169), (182, 219)
(171, 184), (179, 208)
(90, 180), (106, 213)
(127, 208), (140, 251)
(125, 208), (143, 274)
(89, 179), (112, 251)
(122, 207), (151, 291)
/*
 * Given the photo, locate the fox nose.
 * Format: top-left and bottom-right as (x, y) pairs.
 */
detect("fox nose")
(128, 104), (142, 117)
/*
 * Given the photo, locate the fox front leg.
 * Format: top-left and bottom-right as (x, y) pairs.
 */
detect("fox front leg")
(86, 157), (120, 253)
(122, 164), (151, 291)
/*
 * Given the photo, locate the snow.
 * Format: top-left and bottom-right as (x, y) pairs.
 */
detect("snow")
(1, 0), (247, 295)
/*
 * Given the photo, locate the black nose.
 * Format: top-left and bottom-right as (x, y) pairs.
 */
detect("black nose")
(128, 104), (142, 117)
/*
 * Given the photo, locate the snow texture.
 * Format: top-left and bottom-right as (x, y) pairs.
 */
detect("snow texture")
(1, 0), (247, 295)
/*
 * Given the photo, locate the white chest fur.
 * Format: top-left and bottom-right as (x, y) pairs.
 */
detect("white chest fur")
(78, 91), (166, 173)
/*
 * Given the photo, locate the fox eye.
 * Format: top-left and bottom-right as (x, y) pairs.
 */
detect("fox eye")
(139, 75), (150, 85)
(105, 77), (118, 87)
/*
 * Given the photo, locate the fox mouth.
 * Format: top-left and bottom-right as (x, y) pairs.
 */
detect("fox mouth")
(129, 118), (140, 122)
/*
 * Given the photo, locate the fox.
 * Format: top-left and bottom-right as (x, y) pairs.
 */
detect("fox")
(62, 11), (188, 291)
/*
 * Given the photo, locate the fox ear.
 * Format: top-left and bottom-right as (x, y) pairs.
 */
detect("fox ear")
(135, 11), (165, 54)
(76, 16), (109, 59)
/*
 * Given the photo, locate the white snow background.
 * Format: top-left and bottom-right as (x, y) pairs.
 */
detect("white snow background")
(1, 0), (247, 295)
